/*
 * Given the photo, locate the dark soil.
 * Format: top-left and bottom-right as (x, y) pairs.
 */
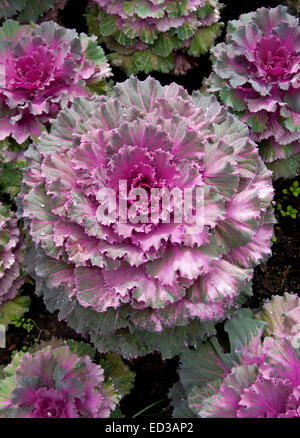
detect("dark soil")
(1, 0), (299, 419)
(249, 178), (300, 308)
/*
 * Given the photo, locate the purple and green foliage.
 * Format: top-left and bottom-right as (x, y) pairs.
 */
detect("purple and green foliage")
(0, 0), (67, 24)
(0, 339), (135, 418)
(21, 76), (274, 358)
(86, 0), (223, 75)
(0, 202), (26, 317)
(171, 293), (300, 418)
(0, 19), (111, 197)
(206, 6), (300, 179)
(0, 19), (111, 146)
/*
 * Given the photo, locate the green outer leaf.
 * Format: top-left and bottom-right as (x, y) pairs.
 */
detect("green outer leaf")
(108, 52), (136, 75)
(0, 0), (26, 19)
(151, 32), (181, 57)
(87, 78), (110, 96)
(135, 1), (165, 19)
(169, 382), (197, 418)
(0, 161), (26, 199)
(224, 308), (267, 364)
(0, 376), (16, 412)
(18, 0), (56, 22)
(85, 7), (103, 42)
(113, 29), (137, 46)
(0, 19), (21, 39)
(0, 296), (30, 329)
(196, 2), (216, 19)
(99, 353), (135, 398)
(63, 340), (96, 360)
(284, 116), (300, 133)
(179, 340), (231, 391)
(266, 154), (300, 180)
(123, 2), (135, 16)
(166, 0), (189, 18)
(132, 49), (174, 74)
(82, 35), (107, 66)
(3, 351), (26, 377)
(284, 91), (300, 113)
(175, 22), (197, 40)
(187, 23), (223, 56)
(246, 113), (267, 133)
(219, 87), (247, 111)
(109, 50), (175, 75)
(99, 11), (118, 36)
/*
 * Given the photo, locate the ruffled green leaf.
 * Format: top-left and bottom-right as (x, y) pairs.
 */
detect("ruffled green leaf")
(132, 49), (174, 74)
(219, 87), (247, 111)
(169, 382), (197, 418)
(188, 22), (223, 56)
(0, 0), (26, 19)
(197, 2), (216, 19)
(99, 11), (119, 36)
(179, 340), (232, 391)
(266, 154), (300, 180)
(99, 353), (135, 398)
(62, 340), (96, 360)
(152, 32), (181, 57)
(224, 309), (267, 363)
(0, 296), (30, 329)
(17, 0), (56, 22)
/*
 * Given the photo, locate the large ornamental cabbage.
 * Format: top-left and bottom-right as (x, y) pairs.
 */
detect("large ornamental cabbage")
(21, 77), (274, 358)
(0, 20), (111, 146)
(0, 342), (120, 418)
(0, 202), (24, 308)
(171, 293), (300, 418)
(0, 0), (67, 24)
(206, 6), (300, 179)
(86, 0), (223, 75)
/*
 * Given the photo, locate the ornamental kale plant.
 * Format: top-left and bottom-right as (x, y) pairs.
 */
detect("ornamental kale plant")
(206, 6), (300, 180)
(0, 19), (111, 146)
(0, 202), (24, 308)
(170, 293), (300, 418)
(0, 0), (67, 24)
(21, 76), (275, 358)
(86, 0), (223, 75)
(0, 341), (121, 418)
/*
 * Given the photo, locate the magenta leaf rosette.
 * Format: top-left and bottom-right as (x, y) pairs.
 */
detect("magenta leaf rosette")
(0, 19), (111, 146)
(0, 340), (122, 418)
(0, 0), (67, 24)
(0, 202), (25, 309)
(171, 293), (300, 418)
(86, 0), (223, 75)
(21, 76), (274, 358)
(206, 6), (300, 179)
